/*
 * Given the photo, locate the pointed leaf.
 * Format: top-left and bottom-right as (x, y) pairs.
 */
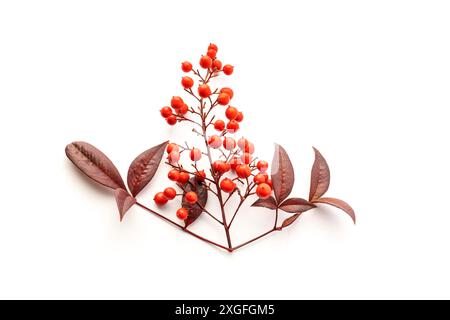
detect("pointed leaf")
(309, 147), (330, 201)
(281, 213), (301, 229)
(65, 141), (126, 190)
(127, 141), (168, 197)
(271, 144), (295, 204)
(279, 198), (316, 213)
(313, 197), (356, 224)
(251, 197), (277, 210)
(115, 188), (136, 221)
(182, 178), (208, 227)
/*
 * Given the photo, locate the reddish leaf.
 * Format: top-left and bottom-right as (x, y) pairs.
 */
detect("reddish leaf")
(313, 197), (356, 224)
(115, 188), (136, 221)
(309, 147), (330, 201)
(182, 178), (208, 227)
(279, 198), (316, 213)
(271, 144), (295, 204)
(65, 141), (126, 190)
(127, 141), (168, 197)
(281, 214), (301, 229)
(251, 197), (277, 210)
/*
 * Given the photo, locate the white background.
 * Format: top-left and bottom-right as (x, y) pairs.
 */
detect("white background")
(1, 0), (449, 300)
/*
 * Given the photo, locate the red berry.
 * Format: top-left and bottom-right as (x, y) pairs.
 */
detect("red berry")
(171, 96), (184, 109)
(177, 103), (189, 115)
(166, 115), (177, 126)
(235, 111), (244, 122)
(208, 135), (222, 149)
(220, 87), (234, 99)
(253, 173), (267, 184)
(166, 143), (179, 154)
(244, 142), (255, 154)
(220, 178), (236, 193)
(237, 138), (249, 150)
(220, 161), (231, 173)
(181, 61), (192, 72)
(185, 191), (198, 204)
(168, 151), (181, 163)
(266, 179), (272, 188)
(226, 120), (239, 133)
(168, 169), (180, 181)
(199, 55), (212, 69)
(176, 207), (189, 220)
(213, 59), (222, 70)
(229, 157), (242, 171)
(208, 43), (218, 52)
(256, 183), (272, 199)
(217, 93), (230, 105)
(190, 148), (202, 161)
(214, 120), (225, 131)
(213, 161), (230, 174)
(225, 106), (238, 120)
(223, 64), (234, 75)
(212, 161), (221, 171)
(198, 84), (211, 98)
(164, 187), (177, 200)
(154, 192), (168, 205)
(195, 170), (206, 182)
(223, 137), (236, 150)
(257, 160), (269, 172)
(160, 106), (172, 118)
(236, 164), (251, 179)
(207, 48), (217, 59)
(177, 171), (190, 184)
(241, 153), (252, 164)
(181, 76), (194, 89)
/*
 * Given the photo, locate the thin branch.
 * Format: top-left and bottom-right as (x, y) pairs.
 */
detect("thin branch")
(135, 202), (229, 251)
(232, 229), (277, 251)
(228, 183), (256, 228)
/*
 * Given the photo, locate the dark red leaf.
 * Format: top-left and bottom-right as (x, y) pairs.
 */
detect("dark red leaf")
(281, 214), (301, 229)
(309, 147), (330, 201)
(271, 144), (295, 204)
(127, 141), (168, 197)
(182, 178), (208, 227)
(251, 196), (277, 210)
(313, 197), (356, 224)
(279, 198), (316, 213)
(65, 141), (126, 190)
(115, 188), (136, 221)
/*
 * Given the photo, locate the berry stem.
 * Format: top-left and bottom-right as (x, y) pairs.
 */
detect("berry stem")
(228, 183), (256, 228)
(201, 107), (233, 248)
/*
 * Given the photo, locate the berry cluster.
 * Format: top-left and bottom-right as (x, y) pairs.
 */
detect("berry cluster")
(155, 44), (272, 222)
(160, 44), (241, 133)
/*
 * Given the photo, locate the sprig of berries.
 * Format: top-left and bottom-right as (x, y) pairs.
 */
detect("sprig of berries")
(66, 43), (355, 253)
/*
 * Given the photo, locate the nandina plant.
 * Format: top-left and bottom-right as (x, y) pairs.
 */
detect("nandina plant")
(65, 43), (355, 252)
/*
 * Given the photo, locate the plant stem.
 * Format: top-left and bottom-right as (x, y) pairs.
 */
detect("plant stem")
(135, 202), (229, 251)
(135, 202), (281, 253)
(232, 228), (277, 251)
(274, 207), (279, 229)
(191, 68), (234, 250)
(200, 104), (233, 248)
(228, 183), (256, 228)
(228, 199), (244, 227)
